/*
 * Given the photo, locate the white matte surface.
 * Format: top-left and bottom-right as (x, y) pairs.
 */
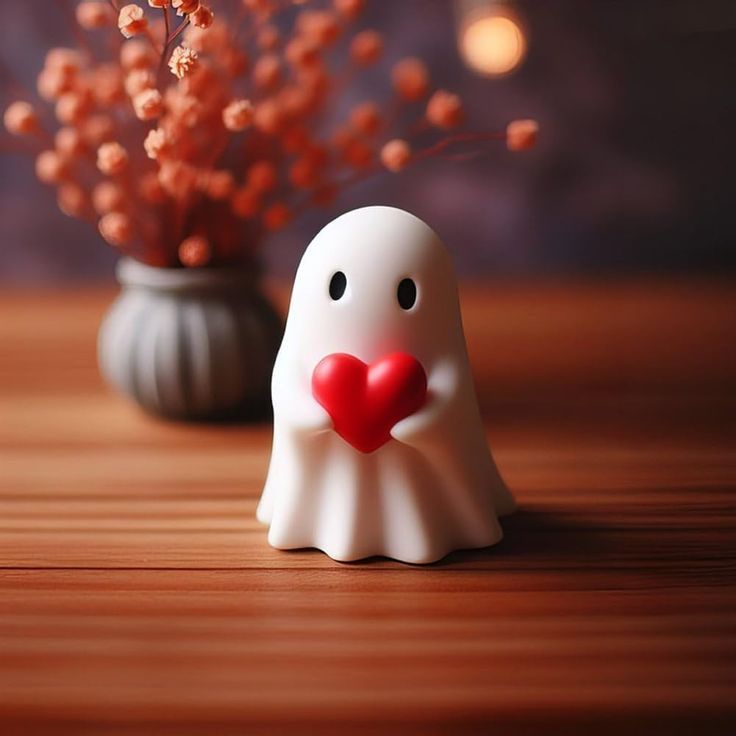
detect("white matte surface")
(258, 207), (515, 563)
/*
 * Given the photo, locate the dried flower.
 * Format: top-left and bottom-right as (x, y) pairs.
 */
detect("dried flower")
(253, 99), (285, 135)
(172, 0), (199, 16)
(97, 141), (129, 175)
(35, 150), (67, 184)
(55, 126), (86, 158)
(76, 2), (115, 30)
(179, 235), (211, 266)
(94, 64), (125, 105)
(143, 127), (169, 159)
(391, 58), (429, 102)
(349, 102), (380, 136)
(120, 40), (156, 70)
(222, 99), (254, 131)
(190, 5), (214, 29)
(125, 68), (155, 96)
(288, 155), (320, 189)
(342, 139), (373, 169)
(263, 202), (292, 231)
(55, 92), (91, 125)
(36, 68), (71, 101)
(253, 54), (282, 91)
(350, 30), (383, 66)
(506, 119), (538, 151)
(333, 0), (364, 19)
(203, 170), (235, 200)
(168, 45), (198, 79)
(298, 11), (341, 48)
(133, 88), (163, 120)
(99, 212), (132, 246)
(57, 182), (88, 217)
(118, 4), (148, 39)
(138, 172), (166, 203)
(246, 161), (278, 193)
(3, 102), (38, 135)
(92, 181), (126, 214)
(231, 187), (261, 218)
(158, 160), (198, 199)
(426, 90), (464, 130)
(258, 25), (281, 51)
(81, 115), (115, 146)
(381, 139), (411, 172)
(45, 48), (82, 77)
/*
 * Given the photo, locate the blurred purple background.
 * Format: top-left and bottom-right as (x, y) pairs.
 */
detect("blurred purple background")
(1, 0), (734, 284)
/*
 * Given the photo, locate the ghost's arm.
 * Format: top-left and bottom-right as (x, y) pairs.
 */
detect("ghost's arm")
(272, 355), (332, 434)
(390, 358), (459, 447)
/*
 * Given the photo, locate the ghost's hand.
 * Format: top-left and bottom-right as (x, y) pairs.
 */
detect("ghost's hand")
(390, 359), (458, 448)
(390, 401), (443, 446)
(289, 397), (333, 435)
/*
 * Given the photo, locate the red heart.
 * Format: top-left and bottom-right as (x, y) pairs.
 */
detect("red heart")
(312, 352), (428, 454)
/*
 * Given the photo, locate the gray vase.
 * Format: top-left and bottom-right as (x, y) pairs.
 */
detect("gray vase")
(98, 258), (282, 420)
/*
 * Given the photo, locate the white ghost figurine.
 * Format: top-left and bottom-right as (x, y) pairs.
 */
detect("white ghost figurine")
(257, 206), (515, 563)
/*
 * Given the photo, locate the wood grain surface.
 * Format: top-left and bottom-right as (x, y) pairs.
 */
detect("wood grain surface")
(0, 281), (734, 735)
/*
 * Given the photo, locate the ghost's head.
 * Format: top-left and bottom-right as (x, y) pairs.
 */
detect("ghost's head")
(282, 206), (465, 365)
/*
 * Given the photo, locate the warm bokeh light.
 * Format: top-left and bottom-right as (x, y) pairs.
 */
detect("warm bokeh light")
(459, 11), (526, 76)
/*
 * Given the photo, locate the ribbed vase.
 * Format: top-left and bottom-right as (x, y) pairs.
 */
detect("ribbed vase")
(98, 258), (282, 420)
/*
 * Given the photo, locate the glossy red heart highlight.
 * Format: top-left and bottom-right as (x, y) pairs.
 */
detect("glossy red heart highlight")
(312, 352), (428, 454)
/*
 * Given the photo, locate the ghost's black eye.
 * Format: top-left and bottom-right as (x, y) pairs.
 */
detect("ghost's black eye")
(397, 278), (417, 310)
(329, 271), (347, 300)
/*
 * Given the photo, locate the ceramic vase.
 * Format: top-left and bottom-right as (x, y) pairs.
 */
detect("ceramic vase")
(98, 258), (281, 420)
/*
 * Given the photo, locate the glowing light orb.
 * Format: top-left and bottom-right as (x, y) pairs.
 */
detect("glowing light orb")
(459, 12), (526, 77)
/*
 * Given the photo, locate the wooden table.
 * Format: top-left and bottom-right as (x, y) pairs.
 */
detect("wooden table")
(1, 281), (734, 735)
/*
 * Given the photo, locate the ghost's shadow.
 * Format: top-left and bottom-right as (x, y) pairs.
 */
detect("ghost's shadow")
(431, 506), (615, 567)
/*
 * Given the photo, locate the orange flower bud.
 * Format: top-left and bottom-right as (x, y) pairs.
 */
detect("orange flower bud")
(253, 99), (285, 135)
(76, 1), (115, 29)
(380, 139), (411, 172)
(81, 114), (115, 147)
(55, 127), (86, 159)
(343, 139), (373, 169)
(133, 88), (163, 120)
(118, 4), (148, 39)
(350, 30), (383, 65)
(285, 37), (320, 69)
(36, 68), (72, 101)
(391, 58), (429, 102)
(179, 235), (211, 267)
(263, 202), (292, 231)
(120, 40), (156, 70)
(253, 54), (281, 91)
(298, 10), (341, 47)
(506, 119), (538, 151)
(94, 64), (125, 105)
(172, 0), (199, 15)
(35, 150), (68, 184)
(99, 212), (132, 246)
(57, 182), (88, 218)
(138, 171), (167, 203)
(143, 127), (169, 159)
(333, 0), (364, 19)
(288, 155), (320, 189)
(3, 101), (38, 135)
(97, 141), (129, 175)
(222, 99), (254, 131)
(191, 4), (214, 28)
(124, 68), (155, 96)
(92, 181), (126, 214)
(55, 91), (91, 125)
(231, 187), (261, 218)
(45, 48), (82, 77)
(246, 160), (278, 193)
(426, 90), (464, 130)
(168, 45), (198, 79)
(349, 101), (381, 136)
(257, 25), (281, 51)
(204, 170), (235, 200)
